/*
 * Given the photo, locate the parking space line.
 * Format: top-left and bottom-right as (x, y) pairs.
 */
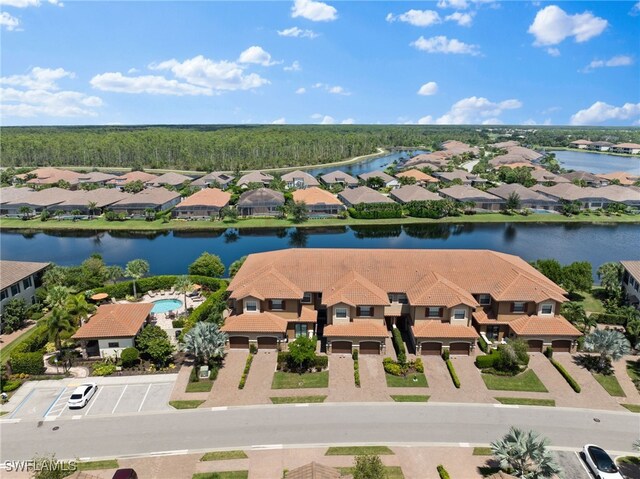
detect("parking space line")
(112, 385), (128, 414)
(138, 384), (152, 412)
(84, 385), (104, 416)
(9, 388), (35, 419)
(574, 451), (594, 478)
(43, 388), (67, 418)
(53, 391), (74, 417)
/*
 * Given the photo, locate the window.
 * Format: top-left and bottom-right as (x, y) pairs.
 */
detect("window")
(22, 277), (32, 289)
(271, 299), (284, 310)
(335, 307), (348, 319)
(427, 307), (442, 318)
(245, 300), (258, 312)
(512, 302), (526, 313)
(10, 284), (19, 296)
(388, 293), (408, 304)
(540, 303), (553, 315)
(453, 309), (466, 320)
(0, 290), (7, 301)
(478, 294), (491, 305)
(295, 323), (308, 338)
(487, 326), (500, 341)
(107, 342), (119, 348)
(302, 292), (312, 304)
(358, 306), (373, 317)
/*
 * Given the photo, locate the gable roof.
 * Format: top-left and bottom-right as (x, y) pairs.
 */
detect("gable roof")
(338, 186), (394, 205)
(221, 311), (288, 333)
(72, 303), (153, 339)
(598, 171), (639, 186)
(390, 185), (441, 203)
(323, 270), (391, 306)
(191, 172), (234, 187)
(281, 170), (320, 186)
(18, 167), (82, 186)
(292, 187), (342, 206)
(487, 184), (557, 202)
(508, 315), (581, 337)
(438, 185), (503, 202)
(237, 171), (274, 186)
(406, 271), (479, 307)
(395, 169), (438, 182)
(110, 188), (180, 206)
(320, 170), (358, 185)
(150, 172), (192, 187)
(358, 170), (396, 183)
(175, 188), (231, 208)
(0, 260), (50, 290)
(237, 188), (285, 206)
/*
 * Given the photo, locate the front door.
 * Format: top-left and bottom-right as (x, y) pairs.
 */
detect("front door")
(295, 323), (308, 338)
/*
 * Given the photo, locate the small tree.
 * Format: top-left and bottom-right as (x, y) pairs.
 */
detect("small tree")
(123, 180), (145, 193)
(287, 336), (317, 372)
(189, 252), (225, 277)
(136, 325), (168, 353)
(66, 294), (94, 326)
(562, 261), (593, 295)
(398, 175), (417, 186)
(1, 298), (28, 334)
(87, 201), (98, 219)
(125, 259), (150, 297)
(583, 329), (631, 373)
(352, 455), (386, 479)
(220, 206), (238, 221)
(506, 191), (522, 210)
(147, 337), (174, 367)
(491, 427), (562, 479)
(530, 259), (564, 285)
(229, 256), (247, 278)
(106, 265), (124, 284)
(45, 285), (70, 310)
(366, 176), (385, 189)
(289, 201), (309, 223)
(19, 205), (33, 220)
(47, 308), (74, 351)
(560, 302), (590, 333)
(597, 262), (624, 299)
(144, 207), (156, 221)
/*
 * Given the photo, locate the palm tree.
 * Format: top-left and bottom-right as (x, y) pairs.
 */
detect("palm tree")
(66, 294), (94, 326)
(506, 192), (522, 211)
(182, 322), (228, 366)
(124, 259), (150, 298)
(19, 206), (33, 220)
(47, 308), (74, 351)
(106, 265), (124, 284)
(144, 208), (156, 221)
(87, 201), (98, 219)
(490, 427), (562, 479)
(45, 285), (70, 310)
(560, 302), (591, 333)
(583, 329), (631, 373)
(174, 275), (193, 313)
(70, 209), (82, 220)
(597, 262), (623, 298)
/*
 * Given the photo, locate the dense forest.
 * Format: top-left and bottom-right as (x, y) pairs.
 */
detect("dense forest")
(1, 125), (638, 171)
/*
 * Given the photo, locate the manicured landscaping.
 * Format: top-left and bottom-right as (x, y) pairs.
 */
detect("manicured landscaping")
(472, 447), (493, 456)
(200, 451), (248, 461)
(573, 287), (606, 314)
(76, 460), (119, 471)
(238, 354), (254, 390)
(169, 400), (205, 409)
(621, 404), (640, 413)
(549, 358), (581, 393)
(391, 395), (430, 402)
(626, 359), (640, 382)
(385, 372), (428, 388)
(338, 466), (404, 478)
(593, 373), (626, 397)
(481, 370), (548, 392)
(495, 397), (555, 407)
(192, 472), (248, 479)
(0, 411), (9, 417)
(186, 380), (213, 393)
(326, 446), (395, 456)
(270, 395), (327, 404)
(445, 359), (460, 388)
(271, 371), (329, 389)
(0, 322), (41, 364)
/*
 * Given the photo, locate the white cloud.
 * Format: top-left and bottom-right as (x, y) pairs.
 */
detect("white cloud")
(528, 5), (608, 46)
(522, 119), (537, 125)
(445, 11), (474, 26)
(295, 87), (306, 94)
(311, 113), (336, 124)
(277, 26), (318, 38)
(312, 82), (350, 95)
(291, 0), (337, 22)
(0, 12), (20, 31)
(630, 2), (640, 16)
(570, 101), (640, 125)
(284, 61), (301, 72)
(418, 115), (433, 124)
(437, 0), (468, 9)
(127, 68), (139, 74)
(582, 55), (634, 72)
(341, 118), (355, 124)
(411, 35), (480, 55)
(385, 10), (441, 27)
(238, 46), (279, 66)
(272, 117), (286, 124)
(90, 73), (212, 96)
(546, 47), (561, 57)
(417, 81), (438, 96)
(0, 66), (101, 118)
(482, 118), (502, 125)
(430, 96), (522, 124)
(0, 0), (62, 7)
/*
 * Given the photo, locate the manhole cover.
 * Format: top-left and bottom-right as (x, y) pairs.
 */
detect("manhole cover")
(593, 418), (600, 423)
(37, 421), (43, 428)
(52, 426), (60, 431)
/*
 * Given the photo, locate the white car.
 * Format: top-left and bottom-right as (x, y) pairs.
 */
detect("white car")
(67, 383), (97, 409)
(583, 444), (624, 479)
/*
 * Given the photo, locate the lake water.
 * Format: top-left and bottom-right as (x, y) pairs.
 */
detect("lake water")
(1, 223), (638, 278)
(550, 150), (640, 175)
(305, 150), (426, 177)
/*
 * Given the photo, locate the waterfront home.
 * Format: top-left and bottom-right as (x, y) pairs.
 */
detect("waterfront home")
(440, 140), (480, 156)
(433, 170), (487, 186)
(292, 187), (345, 217)
(587, 141), (614, 152)
(109, 188), (181, 217)
(319, 170), (359, 188)
(149, 172), (192, 188)
(489, 155), (534, 168)
(107, 171), (158, 189)
(358, 171), (399, 189)
(338, 186), (395, 208)
(530, 169), (570, 185)
(562, 171), (608, 187)
(389, 185), (441, 204)
(222, 248), (580, 354)
(487, 184), (557, 210)
(395, 169), (438, 185)
(438, 185), (504, 211)
(191, 172), (234, 190)
(236, 188), (285, 217)
(0, 260), (50, 316)
(281, 170), (320, 189)
(490, 140), (521, 149)
(621, 261), (640, 309)
(236, 171), (274, 188)
(73, 303), (153, 358)
(2, 187), (74, 216)
(54, 188), (132, 215)
(77, 171), (118, 187)
(172, 188), (231, 219)
(598, 171), (639, 186)
(403, 151), (450, 169)
(612, 143), (640, 155)
(531, 184), (640, 210)
(15, 167), (83, 189)
(569, 139), (592, 149)
(0, 187), (35, 215)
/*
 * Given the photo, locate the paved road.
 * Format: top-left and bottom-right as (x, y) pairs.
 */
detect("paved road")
(1, 403), (637, 461)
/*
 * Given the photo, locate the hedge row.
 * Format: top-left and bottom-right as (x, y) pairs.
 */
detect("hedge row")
(354, 358), (360, 387)
(475, 352), (498, 369)
(276, 352), (328, 371)
(238, 354), (254, 389)
(437, 465), (451, 479)
(445, 359), (461, 389)
(348, 202), (403, 219)
(181, 284), (228, 335)
(478, 336), (489, 354)
(392, 328), (406, 364)
(94, 275), (224, 300)
(589, 312), (627, 326)
(10, 352), (45, 375)
(550, 358), (581, 393)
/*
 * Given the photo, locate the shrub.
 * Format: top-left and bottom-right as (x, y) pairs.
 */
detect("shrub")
(288, 336), (318, 372)
(383, 361), (405, 376)
(189, 365), (199, 383)
(446, 359), (461, 388)
(238, 354), (253, 389)
(550, 358), (581, 393)
(92, 362), (116, 376)
(352, 349), (359, 361)
(313, 355), (329, 371)
(249, 343), (258, 355)
(1, 379), (22, 392)
(94, 275), (224, 301)
(188, 252), (225, 278)
(478, 336), (489, 354)
(354, 359), (361, 387)
(475, 352), (498, 369)
(172, 319), (185, 329)
(392, 328), (406, 364)
(120, 347), (140, 368)
(544, 346), (553, 359)
(277, 351), (290, 368)
(414, 357), (424, 373)
(10, 352), (45, 375)
(437, 464), (451, 479)
(209, 364), (219, 381)
(348, 202), (403, 219)
(442, 348), (450, 361)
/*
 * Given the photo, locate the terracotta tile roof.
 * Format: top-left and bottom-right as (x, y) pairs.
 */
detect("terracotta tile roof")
(72, 303), (153, 339)
(508, 315), (581, 337)
(412, 321), (478, 339)
(230, 266), (304, 300)
(107, 171), (158, 185)
(390, 185), (441, 204)
(175, 188), (231, 208)
(438, 185), (503, 202)
(472, 310), (513, 325)
(323, 320), (389, 338)
(292, 187), (342, 206)
(323, 271), (390, 306)
(282, 170), (320, 186)
(621, 261), (640, 282)
(221, 312), (288, 333)
(338, 186), (394, 205)
(598, 171), (638, 186)
(299, 305), (318, 323)
(0, 260), (50, 290)
(150, 172), (193, 187)
(358, 170), (397, 184)
(395, 169), (438, 183)
(406, 272), (479, 308)
(237, 171), (274, 186)
(320, 170), (358, 185)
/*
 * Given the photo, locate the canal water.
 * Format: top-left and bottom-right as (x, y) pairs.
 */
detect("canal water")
(305, 150), (426, 177)
(550, 150), (640, 175)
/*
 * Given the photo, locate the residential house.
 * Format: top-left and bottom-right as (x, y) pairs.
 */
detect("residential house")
(2, 187), (74, 216)
(490, 141), (521, 149)
(531, 183), (640, 210)
(403, 151), (450, 170)
(433, 170), (487, 187)
(109, 188), (181, 217)
(493, 162), (537, 170)
(487, 184), (557, 210)
(77, 171), (118, 187)
(54, 188), (132, 215)
(15, 167), (82, 189)
(107, 171), (158, 189)
(236, 188), (285, 217)
(319, 170), (359, 188)
(612, 143), (640, 155)
(621, 261), (640, 309)
(338, 186), (395, 208)
(292, 187), (345, 217)
(562, 171), (609, 187)
(440, 140), (480, 156)
(149, 172), (192, 188)
(438, 185), (505, 211)
(394, 169), (438, 185)
(172, 188), (231, 219)
(0, 261), (50, 316)
(222, 248), (580, 355)
(569, 140), (592, 149)
(73, 303), (153, 358)
(389, 185), (441, 204)
(191, 172), (234, 190)
(530, 169), (570, 185)
(236, 171), (274, 188)
(489, 155), (534, 168)
(0, 187), (35, 215)
(598, 171), (639, 186)
(281, 170), (320, 189)
(587, 141), (614, 152)
(358, 171), (399, 189)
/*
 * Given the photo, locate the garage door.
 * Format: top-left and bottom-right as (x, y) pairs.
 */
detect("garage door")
(229, 337), (249, 349)
(331, 341), (352, 354)
(359, 341), (380, 355)
(257, 337), (278, 350)
(527, 340), (543, 352)
(420, 342), (441, 355)
(449, 342), (470, 355)
(551, 340), (572, 353)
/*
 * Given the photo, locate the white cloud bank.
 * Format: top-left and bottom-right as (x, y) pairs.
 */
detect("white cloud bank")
(272, 117), (286, 124)
(582, 55), (633, 72)
(0, 0), (62, 7)
(386, 9), (474, 27)
(418, 96), (522, 124)
(570, 101), (640, 125)
(417, 82), (438, 96)
(528, 5), (608, 46)
(238, 46), (279, 66)
(291, 0), (337, 22)
(411, 35), (480, 55)
(277, 26), (318, 38)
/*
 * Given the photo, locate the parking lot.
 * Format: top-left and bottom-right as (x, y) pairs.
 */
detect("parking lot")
(8, 381), (174, 420)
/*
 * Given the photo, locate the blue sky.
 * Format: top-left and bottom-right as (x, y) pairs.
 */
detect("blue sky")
(1, 0), (639, 126)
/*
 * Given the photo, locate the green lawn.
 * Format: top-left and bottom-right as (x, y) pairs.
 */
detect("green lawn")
(270, 395), (327, 404)
(338, 466), (404, 478)
(391, 395), (430, 402)
(495, 397), (555, 407)
(271, 371), (329, 389)
(593, 373), (626, 397)
(626, 360), (640, 382)
(618, 456), (640, 465)
(169, 400), (205, 409)
(200, 451), (248, 461)
(622, 404), (640, 413)
(472, 447), (493, 456)
(0, 411), (9, 417)
(186, 380), (214, 393)
(571, 287), (606, 314)
(0, 322), (43, 364)
(326, 446), (395, 456)
(76, 460), (119, 471)
(192, 472), (248, 479)
(385, 373), (428, 388)
(482, 370), (548, 392)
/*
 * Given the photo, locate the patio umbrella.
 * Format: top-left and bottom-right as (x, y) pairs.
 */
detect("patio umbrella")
(192, 284), (202, 291)
(90, 292), (109, 301)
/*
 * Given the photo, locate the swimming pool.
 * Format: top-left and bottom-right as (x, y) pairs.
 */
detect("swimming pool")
(151, 299), (183, 314)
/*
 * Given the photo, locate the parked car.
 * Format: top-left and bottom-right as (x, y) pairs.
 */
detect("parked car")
(112, 469), (138, 479)
(583, 444), (624, 479)
(67, 383), (97, 409)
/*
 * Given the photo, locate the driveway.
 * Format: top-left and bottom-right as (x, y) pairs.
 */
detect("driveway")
(203, 350), (252, 407)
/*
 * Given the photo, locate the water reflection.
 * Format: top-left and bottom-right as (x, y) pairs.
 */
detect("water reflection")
(351, 225), (402, 239)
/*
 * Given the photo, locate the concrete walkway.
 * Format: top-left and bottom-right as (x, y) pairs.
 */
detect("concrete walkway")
(43, 353), (89, 378)
(0, 321), (36, 350)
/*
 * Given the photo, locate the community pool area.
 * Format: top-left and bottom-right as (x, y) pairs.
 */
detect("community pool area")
(151, 299), (183, 313)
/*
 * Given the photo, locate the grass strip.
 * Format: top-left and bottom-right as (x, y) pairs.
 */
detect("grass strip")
(76, 460), (119, 471)
(390, 395), (430, 402)
(593, 373), (626, 397)
(186, 380), (213, 393)
(326, 446), (394, 456)
(270, 395), (326, 404)
(495, 397), (555, 407)
(472, 447), (493, 456)
(200, 451), (248, 461)
(622, 404), (640, 413)
(169, 400), (205, 409)
(338, 466), (404, 478)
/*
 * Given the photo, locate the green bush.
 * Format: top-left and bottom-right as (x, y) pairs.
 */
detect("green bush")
(277, 351), (290, 368)
(12, 323), (49, 355)
(392, 328), (407, 364)
(446, 359), (461, 388)
(172, 319), (185, 329)
(92, 362), (116, 376)
(313, 355), (329, 370)
(352, 349), (359, 361)
(475, 352), (498, 369)
(383, 361), (404, 376)
(120, 347), (140, 368)
(10, 352), (45, 375)
(209, 364), (219, 381)
(94, 275), (224, 300)
(348, 202), (403, 219)
(2, 379), (23, 392)
(442, 348), (450, 361)
(238, 354), (253, 389)
(181, 284), (228, 336)
(550, 358), (581, 393)
(354, 368), (360, 387)
(437, 465), (451, 479)
(544, 346), (553, 359)
(189, 365), (199, 383)
(478, 336), (489, 354)
(405, 199), (461, 219)
(249, 343), (258, 355)
(414, 357), (424, 373)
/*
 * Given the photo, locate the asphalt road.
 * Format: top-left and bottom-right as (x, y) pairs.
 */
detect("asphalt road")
(1, 403), (638, 461)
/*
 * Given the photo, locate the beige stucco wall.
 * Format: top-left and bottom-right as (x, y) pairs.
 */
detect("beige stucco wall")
(98, 337), (135, 358)
(328, 304), (385, 325)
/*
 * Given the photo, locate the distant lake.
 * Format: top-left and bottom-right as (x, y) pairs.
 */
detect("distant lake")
(305, 150), (426, 177)
(550, 150), (640, 175)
